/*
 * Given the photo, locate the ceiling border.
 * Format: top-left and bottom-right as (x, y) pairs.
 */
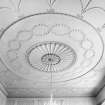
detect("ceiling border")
(0, 82), (8, 96)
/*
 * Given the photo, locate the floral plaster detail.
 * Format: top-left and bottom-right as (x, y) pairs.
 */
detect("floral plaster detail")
(0, 0), (104, 97)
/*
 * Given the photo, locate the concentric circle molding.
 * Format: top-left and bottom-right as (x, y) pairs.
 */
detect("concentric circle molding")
(0, 13), (103, 81)
(26, 41), (77, 72)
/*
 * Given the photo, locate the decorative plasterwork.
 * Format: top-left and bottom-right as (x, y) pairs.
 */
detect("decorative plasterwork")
(0, 0), (105, 97)
(0, 13), (103, 83)
(26, 41), (76, 72)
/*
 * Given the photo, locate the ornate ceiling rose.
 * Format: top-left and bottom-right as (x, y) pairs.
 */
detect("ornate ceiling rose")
(26, 41), (76, 72)
(0, 13), (104, 82)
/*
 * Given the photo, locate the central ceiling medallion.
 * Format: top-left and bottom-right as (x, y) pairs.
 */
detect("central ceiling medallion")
(41, 53), (61, 65)
(26, 41), (76, 72)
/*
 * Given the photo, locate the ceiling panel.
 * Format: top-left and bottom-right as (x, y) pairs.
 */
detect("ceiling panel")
(0, 0), (105, 98)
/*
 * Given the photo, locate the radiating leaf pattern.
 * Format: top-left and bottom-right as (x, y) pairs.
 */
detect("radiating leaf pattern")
(48, 0), (57, 9)
(9, 0), (22, 11)
(49, 0), (56, 6)
(26, 41), (76, 72)
(80, 0), (93, 13)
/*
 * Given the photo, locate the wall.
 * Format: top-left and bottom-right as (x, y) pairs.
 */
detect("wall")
(97, 86), (105, 104)
(0, 83), (7, 105)
(7, 97), (96, 105)
(0, 90), (7, 105)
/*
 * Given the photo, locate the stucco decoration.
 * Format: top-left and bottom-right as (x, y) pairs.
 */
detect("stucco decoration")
(0, 0), (105, 97)
(26, 41), (76, 72)
(0, 12), (103, 83)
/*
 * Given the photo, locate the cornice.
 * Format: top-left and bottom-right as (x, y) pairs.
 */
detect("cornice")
(0, 83), (8, 96)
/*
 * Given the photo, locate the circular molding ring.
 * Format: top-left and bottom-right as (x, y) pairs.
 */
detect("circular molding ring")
(0, 12), (104, 82)
(26, 41), (77, 73)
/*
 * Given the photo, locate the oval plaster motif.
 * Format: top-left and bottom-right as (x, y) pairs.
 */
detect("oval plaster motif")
(0, 13), (104, 83)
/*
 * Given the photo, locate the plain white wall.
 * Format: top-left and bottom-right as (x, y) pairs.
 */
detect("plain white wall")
(0, 83), (7, 105)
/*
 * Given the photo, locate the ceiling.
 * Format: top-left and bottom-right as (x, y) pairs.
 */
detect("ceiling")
(0, 0), (105, 98)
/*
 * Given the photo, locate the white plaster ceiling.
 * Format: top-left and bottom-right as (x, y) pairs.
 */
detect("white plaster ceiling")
(0, 0), (105, 98)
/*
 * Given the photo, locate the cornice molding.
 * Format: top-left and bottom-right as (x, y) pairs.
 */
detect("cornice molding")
(97, 100), (105, 105)
(96, 85), (105, 105)
(0, 83), (8, 96)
